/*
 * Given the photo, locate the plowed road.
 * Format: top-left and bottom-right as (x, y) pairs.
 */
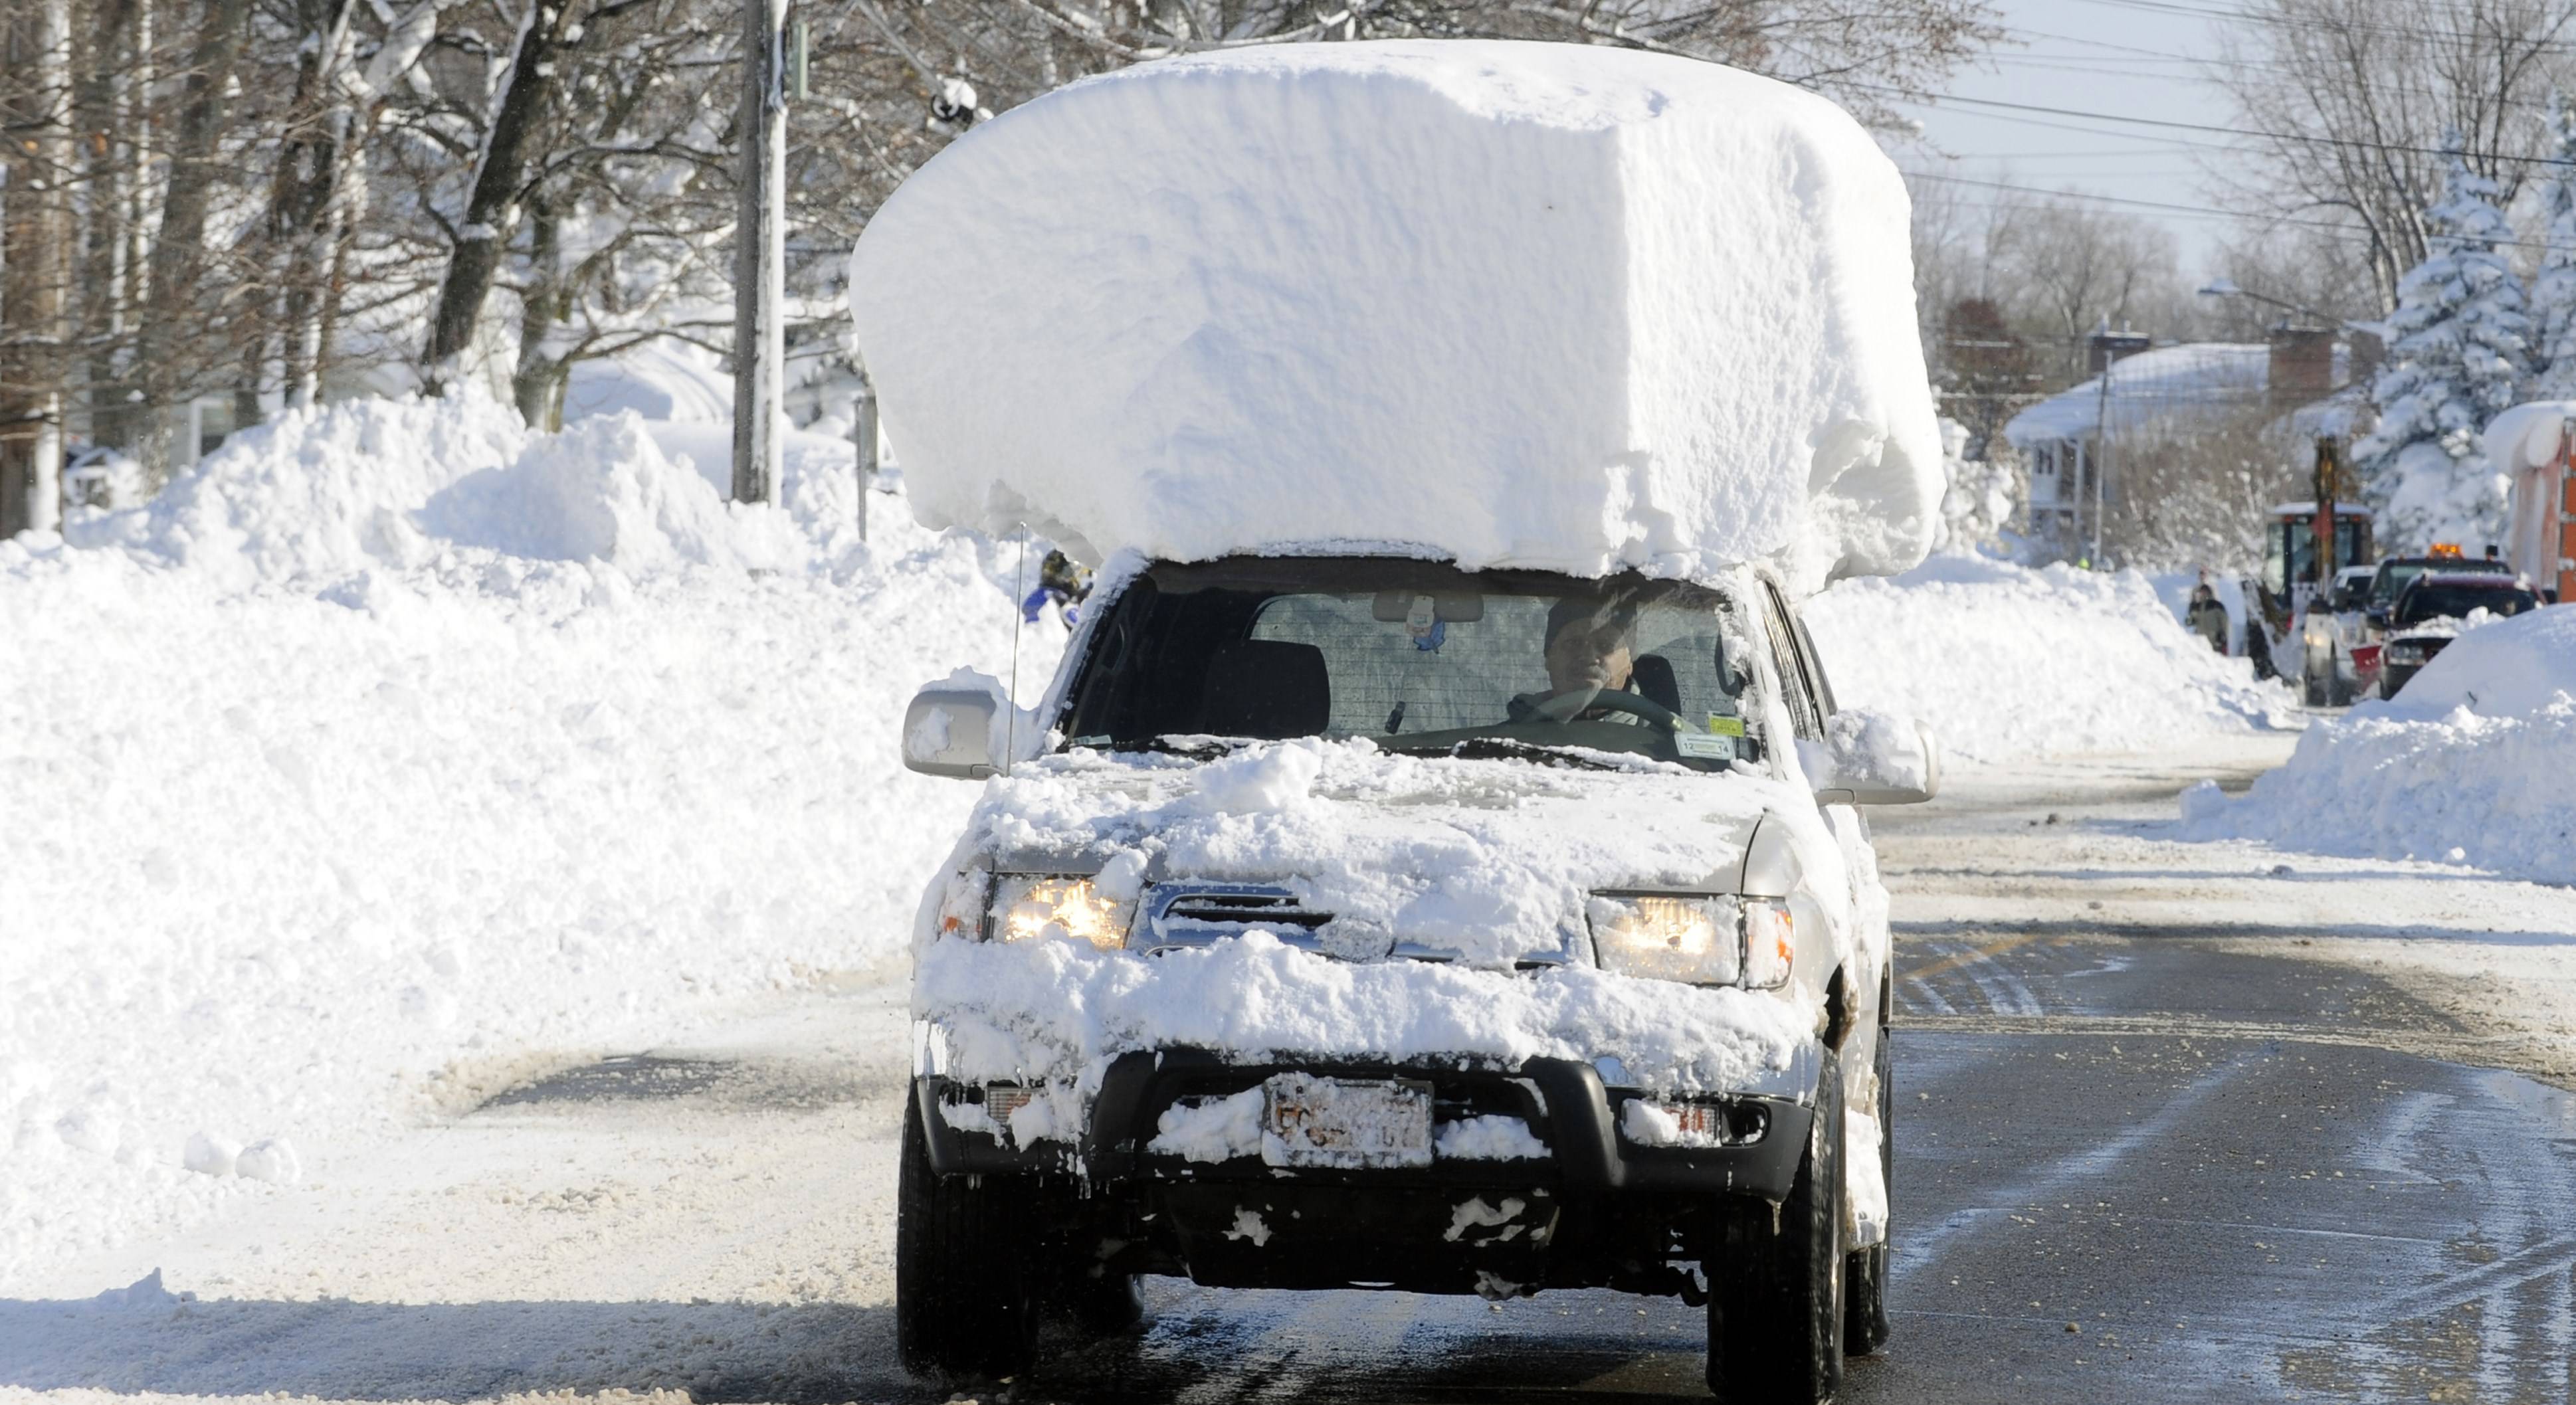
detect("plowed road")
(9, 743), (2573, 1404)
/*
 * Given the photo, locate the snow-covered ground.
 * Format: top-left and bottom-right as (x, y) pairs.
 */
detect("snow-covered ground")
(0, 394), (2456, 1297)
(1804, 551), (2298, 765)
(1, 395), (1064, 1287)
(2177, 605), (2576, 886)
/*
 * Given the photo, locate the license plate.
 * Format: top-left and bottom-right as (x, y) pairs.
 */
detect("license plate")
(1262, 1073), (1434, 1169)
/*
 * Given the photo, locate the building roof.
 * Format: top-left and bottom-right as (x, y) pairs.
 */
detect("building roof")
(2004, 341), (2352, 447)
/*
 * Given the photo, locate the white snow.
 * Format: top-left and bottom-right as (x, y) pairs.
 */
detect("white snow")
(2003, 343), (2272, 447)
(1435, 1114), (1549, 1161)
(0, 393), (1060, 1287)
(1802, 552), (2297, 764)
(916, 929), (1811, 1103)
(2483, 400), (2575, 587)
(2179, 605), (2576, 885)
(917, 736), (1840, 970)
(849, 41), (1940, 594)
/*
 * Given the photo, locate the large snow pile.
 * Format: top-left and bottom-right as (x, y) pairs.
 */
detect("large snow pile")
(1803, 553), (2296, 763)
(2179, 607), (2576, 884)
(0, 395), (1058, 1285)
(849, 41), (1939, 595)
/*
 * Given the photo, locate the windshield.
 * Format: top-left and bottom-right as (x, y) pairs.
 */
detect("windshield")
(2372, 558), (2508, 606)
(2395, 582), (2539, 625)
(1060, 559), (1765, 773)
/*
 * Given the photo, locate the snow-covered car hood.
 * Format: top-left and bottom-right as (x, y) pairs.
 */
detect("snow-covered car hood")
(910, 739), (1846, 1103)
(939, 738), (1813, 967)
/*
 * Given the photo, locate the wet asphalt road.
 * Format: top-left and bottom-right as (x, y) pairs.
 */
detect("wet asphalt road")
(1008, 939), (2575, 1405)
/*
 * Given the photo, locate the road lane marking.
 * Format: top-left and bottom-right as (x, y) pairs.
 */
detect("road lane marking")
(1902, 930), (2049, 984)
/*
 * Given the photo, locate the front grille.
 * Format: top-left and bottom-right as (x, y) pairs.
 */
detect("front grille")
(1139, 884), (1334, 955)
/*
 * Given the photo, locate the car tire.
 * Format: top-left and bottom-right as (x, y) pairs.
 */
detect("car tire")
(896, 1097), (1038, 1383)
(1710, 1048), (1846, 1404)
(1843, 1026), (1894, 1357)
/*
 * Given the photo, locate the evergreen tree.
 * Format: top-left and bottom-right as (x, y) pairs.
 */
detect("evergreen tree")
(2353, 139), (2531, 551)
(2526, 94), (2576, 401)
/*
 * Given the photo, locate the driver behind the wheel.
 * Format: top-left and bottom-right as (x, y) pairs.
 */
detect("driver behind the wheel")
(1508, 595), (1641, 722)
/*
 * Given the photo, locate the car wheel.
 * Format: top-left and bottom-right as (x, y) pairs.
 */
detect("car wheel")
(1710, 1048), (1846, 1403)
(896, 1097), (1038, 1383)
(1843, 1026), (1893, 1357)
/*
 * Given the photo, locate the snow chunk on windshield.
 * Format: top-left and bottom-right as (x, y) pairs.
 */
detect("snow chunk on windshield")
(849, 41), (1940, 595)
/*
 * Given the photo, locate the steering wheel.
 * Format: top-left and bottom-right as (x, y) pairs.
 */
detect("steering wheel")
(1527, 688), (1685, 729)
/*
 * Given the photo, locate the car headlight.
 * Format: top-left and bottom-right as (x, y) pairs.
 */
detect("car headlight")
(989, 875), (1133, 951)
(1589, 895), (1738, 984)
(1587, 894), (1795, 987)
(2387, 640), (2425, 663)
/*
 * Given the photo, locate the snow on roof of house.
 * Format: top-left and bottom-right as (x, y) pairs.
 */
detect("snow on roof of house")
(2005, 342), (2278, 447)
(847, 41), (1941, 595)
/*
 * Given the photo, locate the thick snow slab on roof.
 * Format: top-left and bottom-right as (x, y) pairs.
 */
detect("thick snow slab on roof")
(848, 41), (1939, 594)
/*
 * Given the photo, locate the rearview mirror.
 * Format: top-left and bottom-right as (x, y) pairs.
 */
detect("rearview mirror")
(902, 678), (1007, 779)
(1801, 709), (1939, 806)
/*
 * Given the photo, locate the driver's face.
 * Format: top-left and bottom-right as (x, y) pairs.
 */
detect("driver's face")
(1545, 618), (1634, 695)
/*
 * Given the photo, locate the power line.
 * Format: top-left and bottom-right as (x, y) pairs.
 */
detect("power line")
(1904, 168), (2576, 255)
(1856, 80), (2576, 169)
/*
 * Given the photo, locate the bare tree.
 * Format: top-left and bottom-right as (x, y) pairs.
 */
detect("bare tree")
(2208, 0), (2576, 312)
(1, 0), (75, 535)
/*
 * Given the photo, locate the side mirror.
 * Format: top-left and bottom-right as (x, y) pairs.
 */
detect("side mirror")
(902, 679), (1007, 779)
(1801, 709), (1939, 806)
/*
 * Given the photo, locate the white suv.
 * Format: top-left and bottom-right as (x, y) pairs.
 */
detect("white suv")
(896, 553), (1934, 1402)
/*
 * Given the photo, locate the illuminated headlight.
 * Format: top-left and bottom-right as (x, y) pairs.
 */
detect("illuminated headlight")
(2386, 640), (2426, 664)
(1587, 895), (1796, 988)
(989, 875), (1133, 951)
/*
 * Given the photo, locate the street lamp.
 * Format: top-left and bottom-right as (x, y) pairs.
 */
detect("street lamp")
(2197, 278), (2330, 328)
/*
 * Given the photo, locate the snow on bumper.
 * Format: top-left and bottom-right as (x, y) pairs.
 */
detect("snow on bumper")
(913, 928), (1813, 1098)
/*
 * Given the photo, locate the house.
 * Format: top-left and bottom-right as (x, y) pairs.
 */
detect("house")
(2003, 328), (2367, 562)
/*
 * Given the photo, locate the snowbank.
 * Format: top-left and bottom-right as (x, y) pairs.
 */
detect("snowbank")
(0, 395), (1060, 1285)
(850, 41), (1939, 594)
(2179, 607), (2576, 884)
(1803, 553), (2296, 764)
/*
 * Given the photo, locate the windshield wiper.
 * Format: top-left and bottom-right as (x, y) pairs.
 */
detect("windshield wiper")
(1095, 735), (1242, 760)
(1399, 736), (1627, 771)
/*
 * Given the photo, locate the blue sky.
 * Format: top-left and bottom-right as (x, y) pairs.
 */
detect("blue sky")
(1888, 0), (2237, 267)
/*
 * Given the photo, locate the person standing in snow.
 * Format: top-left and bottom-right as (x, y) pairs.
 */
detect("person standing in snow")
(2187, 583), (2229, 654)
(1022, 549), (1092, 628)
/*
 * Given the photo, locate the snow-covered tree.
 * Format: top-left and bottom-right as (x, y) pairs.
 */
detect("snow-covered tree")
(2351, 140), (2529, 553)
(2529, 93), (2576, 401)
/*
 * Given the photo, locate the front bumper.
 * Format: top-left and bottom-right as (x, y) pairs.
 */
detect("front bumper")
(913, 1047), (1814, 1202)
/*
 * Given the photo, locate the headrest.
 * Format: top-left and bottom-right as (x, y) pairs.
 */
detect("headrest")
(1202, 639), (1331, 740)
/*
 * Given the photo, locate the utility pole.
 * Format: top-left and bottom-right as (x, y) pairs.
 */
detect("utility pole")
(732, 0), (787, 504)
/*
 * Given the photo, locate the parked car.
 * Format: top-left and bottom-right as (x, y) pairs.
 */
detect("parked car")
(2379, 573), (2545, 696)
(898, 557), (1934, 1402)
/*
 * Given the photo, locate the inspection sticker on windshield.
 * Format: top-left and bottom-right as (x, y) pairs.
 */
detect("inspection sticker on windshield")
(1704, 714), (1746, 737)
(1676, 732), (1735, 761)
(1262, 1074), (1433, 1169)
